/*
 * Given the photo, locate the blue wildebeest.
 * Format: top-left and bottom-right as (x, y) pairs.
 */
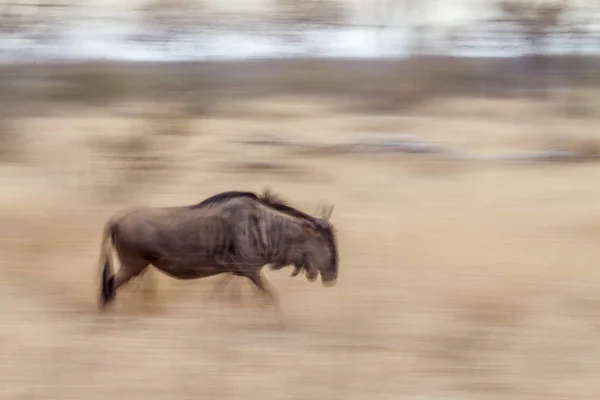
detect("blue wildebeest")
(97, 189), (338, 310)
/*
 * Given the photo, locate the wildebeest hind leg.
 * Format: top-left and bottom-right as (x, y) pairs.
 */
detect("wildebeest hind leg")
(133, 267), (157, 310)
(112, 263), (149, 301)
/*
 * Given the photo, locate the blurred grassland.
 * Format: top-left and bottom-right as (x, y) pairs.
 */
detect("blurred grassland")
(1, 56), (600, 400)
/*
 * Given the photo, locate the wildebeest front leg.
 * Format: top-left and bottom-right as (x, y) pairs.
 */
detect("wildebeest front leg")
(212, 273), (233, 293)
(246, 272), (280, 311)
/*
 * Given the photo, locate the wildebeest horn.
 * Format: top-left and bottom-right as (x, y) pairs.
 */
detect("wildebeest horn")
(321, 204), (334, 220)
(313, 204), (334, 227)
(314, 203), (324, 217)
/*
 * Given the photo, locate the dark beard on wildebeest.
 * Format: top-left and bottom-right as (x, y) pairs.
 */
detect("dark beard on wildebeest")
(96, 189), (339, 312)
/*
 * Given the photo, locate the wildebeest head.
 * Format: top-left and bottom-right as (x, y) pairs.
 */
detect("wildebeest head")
(251, 190), (338, 286)
(298, 204), (338, 286)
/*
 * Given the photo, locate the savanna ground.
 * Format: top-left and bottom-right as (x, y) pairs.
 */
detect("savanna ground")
(1, 58), (600, 399)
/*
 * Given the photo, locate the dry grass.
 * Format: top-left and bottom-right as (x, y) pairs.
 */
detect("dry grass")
(1, 61), (600, 400)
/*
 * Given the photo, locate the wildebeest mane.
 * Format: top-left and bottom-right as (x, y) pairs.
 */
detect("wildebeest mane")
(257, 189), (315, 223)
(192, 190), (334, 235)
(190, 191), (258, 209)
(191, 189), (314, 222)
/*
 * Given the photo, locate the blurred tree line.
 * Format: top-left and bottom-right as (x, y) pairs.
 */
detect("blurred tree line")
(0, 0), (597, 60)
(0, 0), (597, 107)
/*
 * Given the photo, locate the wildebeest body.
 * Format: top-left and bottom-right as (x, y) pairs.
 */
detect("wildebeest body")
(113, 210), (236, 279)
(98, 190), (339, 310)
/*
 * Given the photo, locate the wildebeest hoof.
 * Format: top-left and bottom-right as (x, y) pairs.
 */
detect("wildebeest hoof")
(322, 278), (337, 287)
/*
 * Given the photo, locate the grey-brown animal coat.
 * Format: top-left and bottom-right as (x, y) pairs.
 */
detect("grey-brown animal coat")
(98, 190), (338, 309)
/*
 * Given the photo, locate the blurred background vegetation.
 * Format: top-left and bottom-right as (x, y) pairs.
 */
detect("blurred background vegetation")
(0, 0), (598, 171)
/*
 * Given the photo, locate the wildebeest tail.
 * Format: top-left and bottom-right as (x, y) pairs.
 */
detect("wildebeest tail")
(98, 219), (117, 308)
